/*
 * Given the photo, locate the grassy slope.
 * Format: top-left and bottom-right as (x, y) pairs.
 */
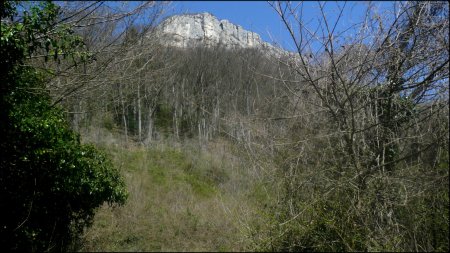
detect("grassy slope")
(79, 132), (267, 251)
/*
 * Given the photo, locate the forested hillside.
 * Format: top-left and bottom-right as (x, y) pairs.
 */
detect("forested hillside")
(1, 1), (448, 252)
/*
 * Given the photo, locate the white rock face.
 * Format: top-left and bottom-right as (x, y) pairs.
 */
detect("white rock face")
(154, 12), (296, 59)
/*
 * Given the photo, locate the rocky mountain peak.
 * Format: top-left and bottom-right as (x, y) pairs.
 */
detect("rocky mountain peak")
(155, 12), (296, 59)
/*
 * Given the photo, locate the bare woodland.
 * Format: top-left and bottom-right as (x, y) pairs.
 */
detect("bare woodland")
(21, 1), (449, 251)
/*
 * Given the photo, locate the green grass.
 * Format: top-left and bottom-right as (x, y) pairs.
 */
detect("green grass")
(79, 138), (265, 251)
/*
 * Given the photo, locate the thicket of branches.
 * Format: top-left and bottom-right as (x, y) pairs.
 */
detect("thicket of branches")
(62, 41), (296, 146)
(245, 1), (448, 251)
(52, 2), (448, 251)
(9, 1), (448, 251)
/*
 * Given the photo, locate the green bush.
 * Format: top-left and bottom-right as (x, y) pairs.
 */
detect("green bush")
(0, 2), (127, 251)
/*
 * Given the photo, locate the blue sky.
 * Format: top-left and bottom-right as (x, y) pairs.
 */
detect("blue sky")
(164, 1), (390, 52)
(168, 1), (291, 48)
(58, 1), (393, 53)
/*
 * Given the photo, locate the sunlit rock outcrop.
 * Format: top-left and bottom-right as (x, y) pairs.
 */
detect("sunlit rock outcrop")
(154, 12), (297, 59)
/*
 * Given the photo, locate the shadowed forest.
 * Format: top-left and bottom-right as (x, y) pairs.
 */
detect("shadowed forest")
(1, 1), (448, 252)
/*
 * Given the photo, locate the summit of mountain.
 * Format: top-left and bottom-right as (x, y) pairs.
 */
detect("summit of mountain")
(153, 12), (297, 59)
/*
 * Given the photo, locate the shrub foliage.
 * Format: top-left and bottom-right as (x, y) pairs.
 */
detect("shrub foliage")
(0, 1), (127, 251)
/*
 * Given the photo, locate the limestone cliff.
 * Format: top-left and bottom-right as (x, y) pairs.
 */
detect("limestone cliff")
(154, 12), (295, 58)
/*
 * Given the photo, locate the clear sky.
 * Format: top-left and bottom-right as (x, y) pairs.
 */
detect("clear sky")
(74, 1), (393, 53)
(163, 1), (389, 52)
(167, 1), (293, 49)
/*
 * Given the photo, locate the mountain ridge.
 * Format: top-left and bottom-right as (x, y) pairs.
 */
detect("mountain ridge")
(154, 12), (297, 59)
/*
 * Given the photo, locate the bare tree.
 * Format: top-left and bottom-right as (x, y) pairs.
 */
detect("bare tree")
(253, 1), (450, 251)
(25, 1), (172, 143)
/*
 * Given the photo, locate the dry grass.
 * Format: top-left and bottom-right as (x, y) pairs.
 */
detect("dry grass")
(79, 132), (265, 252)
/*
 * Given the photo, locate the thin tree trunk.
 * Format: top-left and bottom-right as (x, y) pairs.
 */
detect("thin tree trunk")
(137, 83), (142, 142)
(119, 86), (128, 143)
(172, 83), (179, 139)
